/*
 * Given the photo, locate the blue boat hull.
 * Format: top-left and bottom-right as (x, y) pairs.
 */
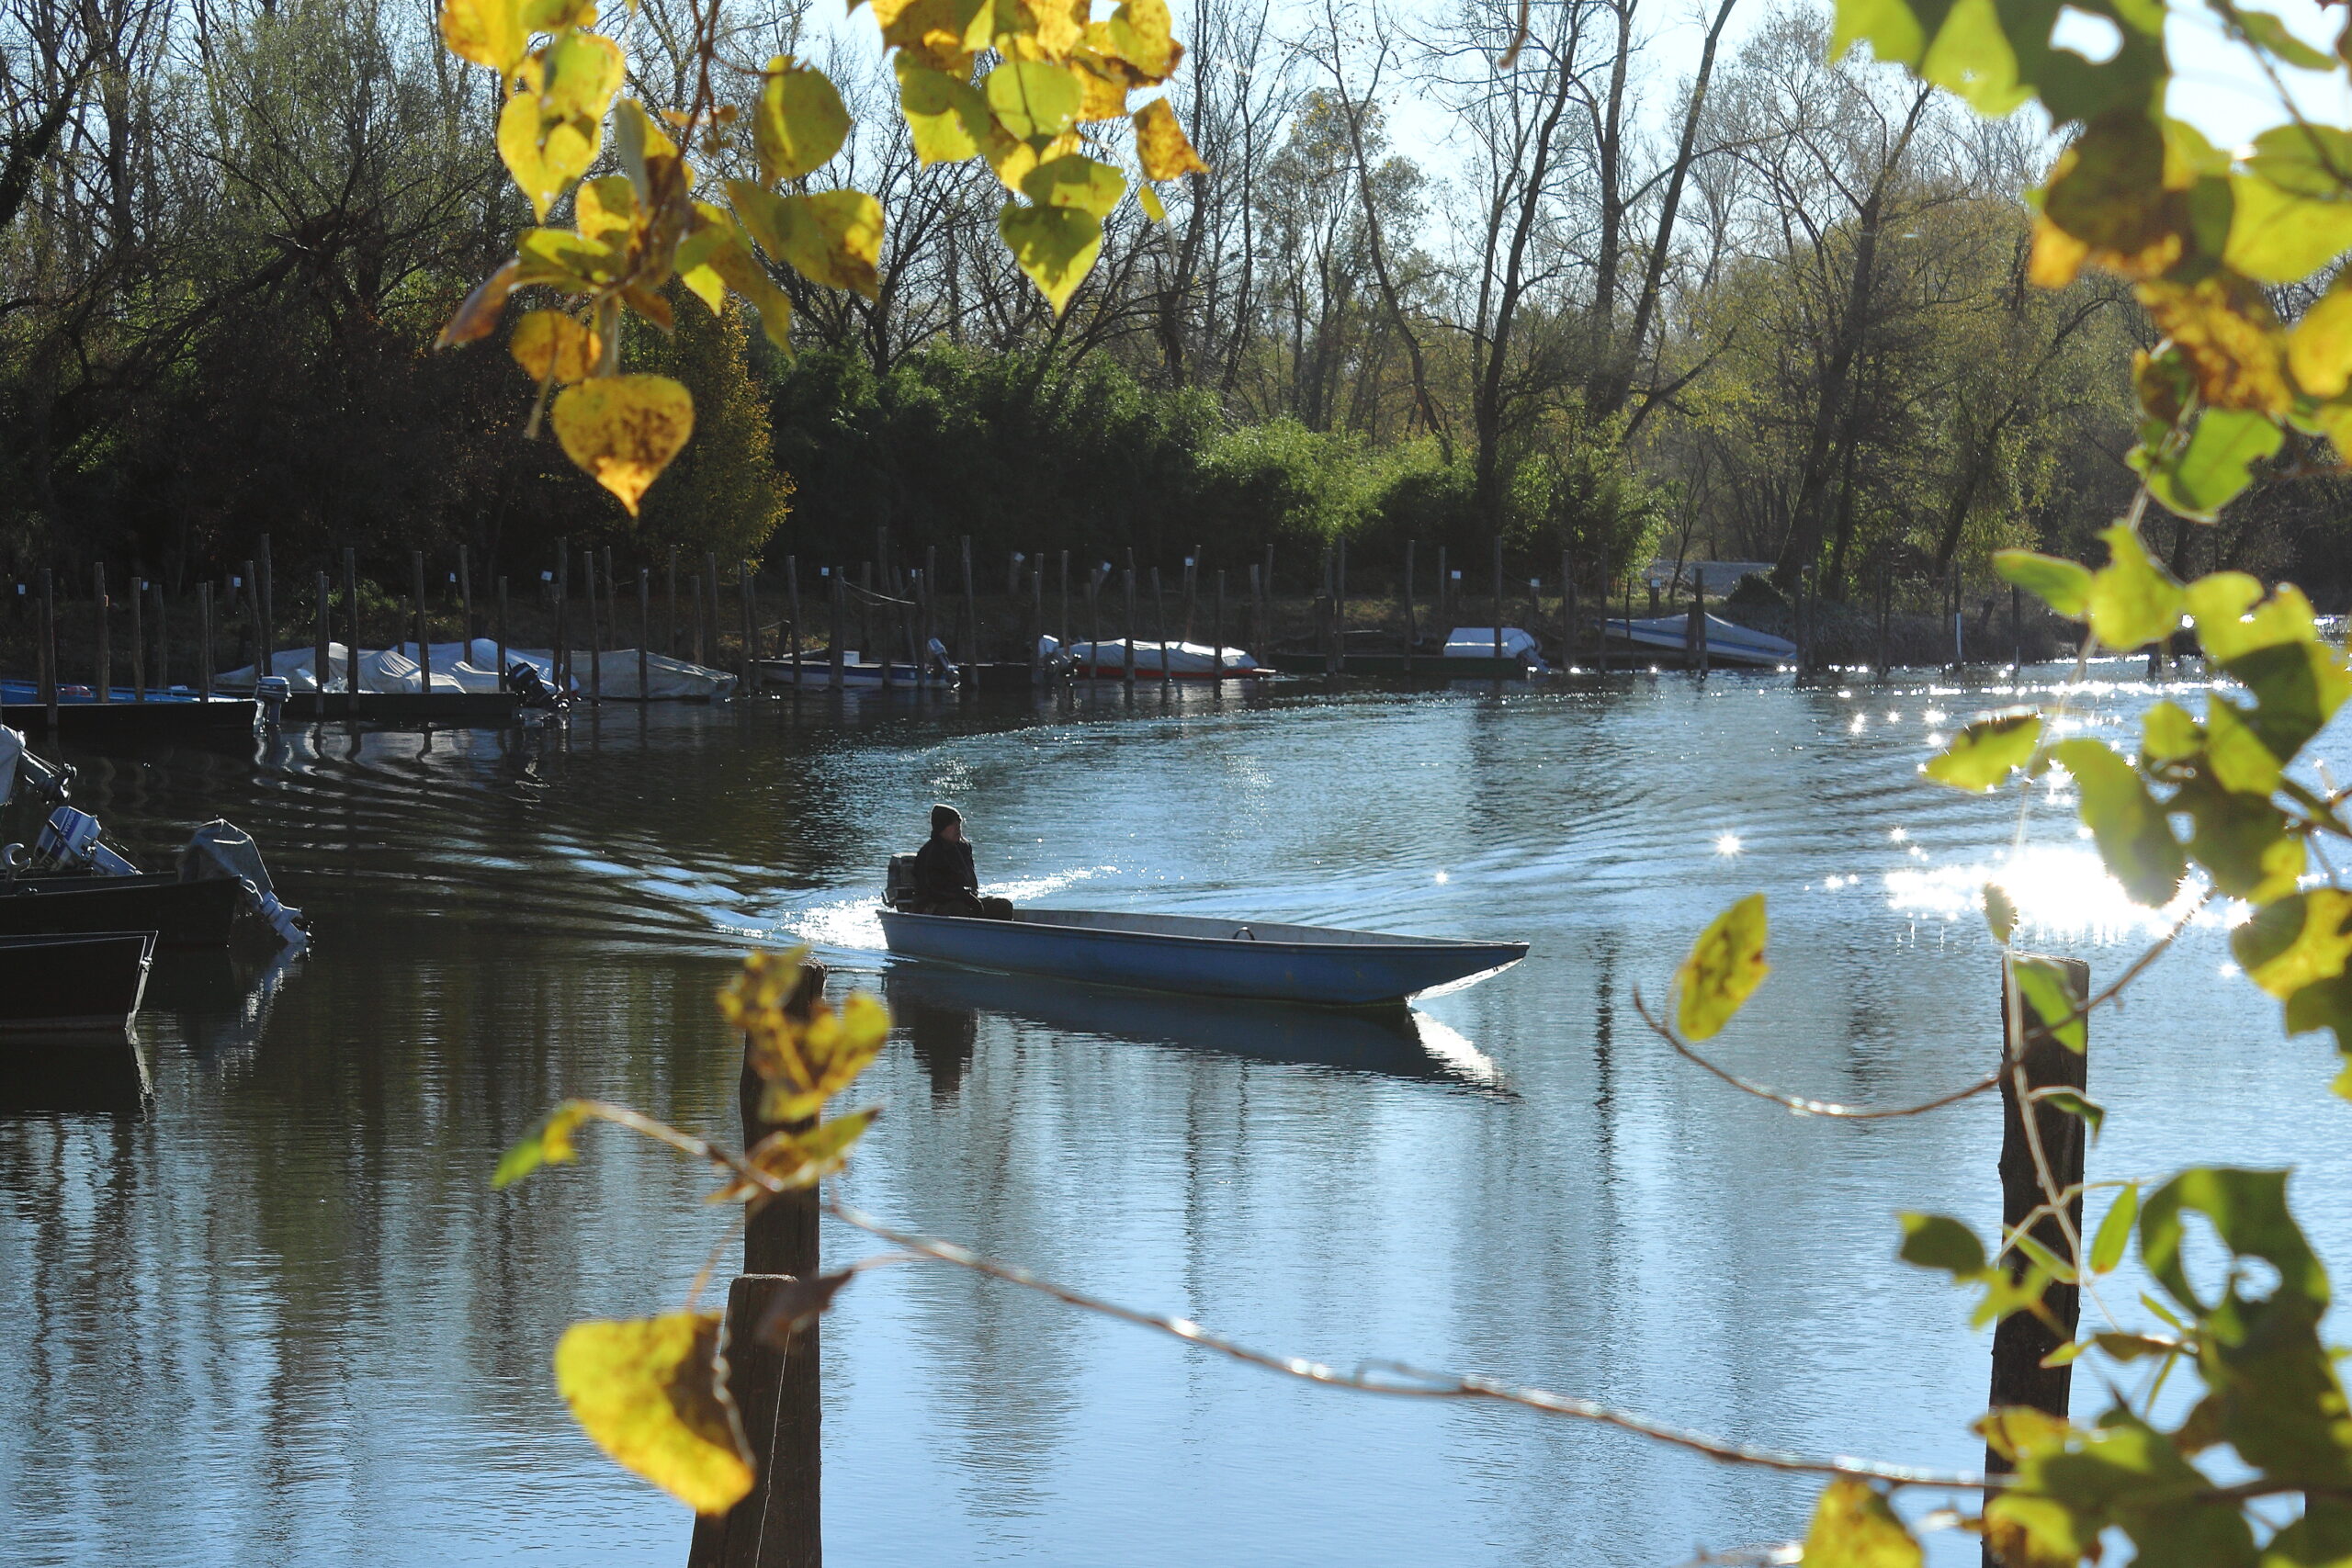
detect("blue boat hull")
(877, 907), (1525, 1007)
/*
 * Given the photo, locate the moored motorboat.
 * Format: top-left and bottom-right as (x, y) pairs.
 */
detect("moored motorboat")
(0, 874), (242, 946)
(0, 931), (154, 1037)
(1601, 614), (1794, 668)
(877, 905), (1525, 1006)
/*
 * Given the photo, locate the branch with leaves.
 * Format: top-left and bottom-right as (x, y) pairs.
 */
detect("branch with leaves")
(429, 0), (1206, 513)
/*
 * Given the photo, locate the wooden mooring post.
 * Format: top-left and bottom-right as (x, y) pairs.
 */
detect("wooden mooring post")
(1985, 955), (2090, 1483)
(639, 569), (652, 701)
(343, 548), (362, 698)
(130, 576), (145, 703)
(38, 568), (56, 729)
(198, 581), (214, 700)
(1122, 567), (1137, 689)
(496, 577), (511, 693)
(685, 962), (826, 1568)
(315, 571), (332, 705)
(1403, 540), (1417, 673)
(246, 558), (266, 682)
(785, 557), (802, 690)
(583, 548), (603, 703)
(411, 550), (430, 691)
(828, 570), (845, 689)
(1491, 538), (1504, 662)
(94, 565), (110, 703)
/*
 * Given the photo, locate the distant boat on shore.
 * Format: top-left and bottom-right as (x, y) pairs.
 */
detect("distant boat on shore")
(1601, 614), (1795, 668)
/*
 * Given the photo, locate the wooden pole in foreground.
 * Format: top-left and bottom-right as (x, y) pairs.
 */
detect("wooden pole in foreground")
(686, 963), (826, 1568)
(1986, 955), (2090, 1481)
(94, 564), (110, 703)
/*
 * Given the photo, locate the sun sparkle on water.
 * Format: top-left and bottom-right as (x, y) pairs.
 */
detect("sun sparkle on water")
(1713, 833), (1743, 856)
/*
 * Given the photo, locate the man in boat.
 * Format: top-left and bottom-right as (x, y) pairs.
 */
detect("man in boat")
(911, 805), (1012, 919)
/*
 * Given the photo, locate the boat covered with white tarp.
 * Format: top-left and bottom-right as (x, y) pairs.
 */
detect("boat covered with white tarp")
(220, 640), (735, 700)
(1065, 639), (1263, 678)
(1602, 615), (1795, 668)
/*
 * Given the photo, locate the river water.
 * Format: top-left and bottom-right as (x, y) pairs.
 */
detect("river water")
(2, 667), (2345, 1567)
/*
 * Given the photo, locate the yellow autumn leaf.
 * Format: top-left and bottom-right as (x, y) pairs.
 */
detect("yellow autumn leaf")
(1069, 53), (1136, 120)
(510, 310), (600, 383)
(499, 89), (601, 221)
(1137, 181), (1167, 222)
(554, 1314), (753, 1515)
(896, 55), (993, 164)
(729, 182), (883, 298)
(1020, 152), (1125, 218)
(998, 199), (1100, 315)
(756, 58), (851, 183)
(985, 59), (1084, 141)
(539, 29), (624, 120)
(1800, 1477), (1923, 1568)
(2290, 288), (2352, 400)
(551, 374), (695, 516)
(440, 0), (527, 73)
(705, 236), (797, 359)
(1672, 893), (1769, 1041)
(574, 175), (636, 242)
(1133, 97), (1206, 181)
(871, 0), (991, 73)
(1108, 0), (1181, 80)
(982, 127), (1081, 195)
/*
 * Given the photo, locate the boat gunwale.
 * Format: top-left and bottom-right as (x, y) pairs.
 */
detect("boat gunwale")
(876, 905), (1527, 959)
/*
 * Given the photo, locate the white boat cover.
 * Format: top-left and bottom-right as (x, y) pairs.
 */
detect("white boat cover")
(1613, 615), (1796, 662)
(220, 640), (734, 699)
(1443, 627), (1543, 660)
(1065, 639), (1261, 674)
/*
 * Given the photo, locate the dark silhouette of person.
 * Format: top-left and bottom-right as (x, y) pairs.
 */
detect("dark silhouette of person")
(911, 805), (1012, 919)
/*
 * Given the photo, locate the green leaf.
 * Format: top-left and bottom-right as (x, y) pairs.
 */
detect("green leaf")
(2265, 1499), (2352, 1568)
(499, 88), (601, 222)
(1993, 549), (2093, 617)
(494, 1100), (593, 1187)
(2007, 1227), (2080, 1286)
(2203, 692), (2280, 796)
(2048, 739), (2187, 908)
(2141, 1166), (2327, 1313)
(554, 1313), (753, 1514)
(1019, 153), (1126, 218)
(2010, 954), (2087, 1052)
(2034, 1087), (2105, 1139)
(984, 60), (1082, 141)
(2137, 409), (2284, 523)
(2233, 891), (2352, 999)
(2140, 699), (2203, 763)
(539, 29), (624, 121)
(897, 56), (992, 164)
(2289, 288), (2352, 399)
(1671, 892), (1770, 1041)
(755, 58), (851, 183)
(2224, 171), (2352, 285)
(2232, 10), (2335, 70)
(1898, 1211), (1988, 1278)
(1916, 0), (2030, 115)
(1136, 181), (1167, 222)
(2186, 571), (2317, 663)
(1924, 707), (2041, 791)
(701, 230), (795, 357)
(2285, 972), (2352, 1056)
(2091, 1183), (2140, 1274)
(997, 200), (1101, 315)
(2224, 636), (2352, 768)
(1799, 1477), (1922, 1568)
(2175, 773), (2302, 901)
(1984, 882), (2019, 945)
(2085, 522), (2184, 650)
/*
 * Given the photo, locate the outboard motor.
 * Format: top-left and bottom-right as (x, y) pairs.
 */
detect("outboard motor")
(255, 674), (291, 728)
(179, 819), (307, 950)
(35, 806), (140, 876)
(508, 660), (569, 712)
(925, 637), (961, 685)
(0, 727), (74, 809)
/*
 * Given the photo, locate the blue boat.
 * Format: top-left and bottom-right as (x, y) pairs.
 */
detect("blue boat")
(876, 907), (1526, 1007)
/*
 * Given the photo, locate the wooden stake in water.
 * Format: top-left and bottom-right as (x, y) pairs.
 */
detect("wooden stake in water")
(1403, 541), (1418, 673)
(130, 576), (145, 704)
(458, 547), (474, 652)
(1987, 954), (2090, 1478)
(246, 558), (266, 686)
(554, 541), (570, 691)
(94, 564), (111, 704)
(829, 570), (846, 688)
(1059, 549), (1070, 653)
(639, 568), (651, 701)
(411, 550), (430, 693)
(741, 561), (759, 692)
(666, 544), (680, 658)
(583, 548), (603, 703)
(1213, 570), (1227, 684)
(1492, 538), (1505, 662)
(38, 568), (56, 728)
(1335, 538), (1348, 674)
(496, 576), (510, 694)
(343, 547), (361, 697)
(153, 579), (169, 694)
(1560, 549), (1574, 667)
(786, 556), (803, 689)
(1151, 565), (1171, 693)
(198, 581), (215, 701)
(960, 536), (978, 667)
(1248, 562), (1262, 657)
(1030, 553), (1044, 686)
(1122, 568), (1137, 689)
(315, 570), (332, 705)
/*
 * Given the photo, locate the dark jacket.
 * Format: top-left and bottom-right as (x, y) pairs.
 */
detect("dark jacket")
(912, 835), (978, 906)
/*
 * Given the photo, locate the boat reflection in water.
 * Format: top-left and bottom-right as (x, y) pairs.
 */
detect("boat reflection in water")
(144, 943), (302, 1062)
(882, 961), (1505, 1091)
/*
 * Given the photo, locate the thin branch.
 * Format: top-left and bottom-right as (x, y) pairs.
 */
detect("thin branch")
(823, 1196), (1997, 1491)
(1630, 990), (2001, 1119)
